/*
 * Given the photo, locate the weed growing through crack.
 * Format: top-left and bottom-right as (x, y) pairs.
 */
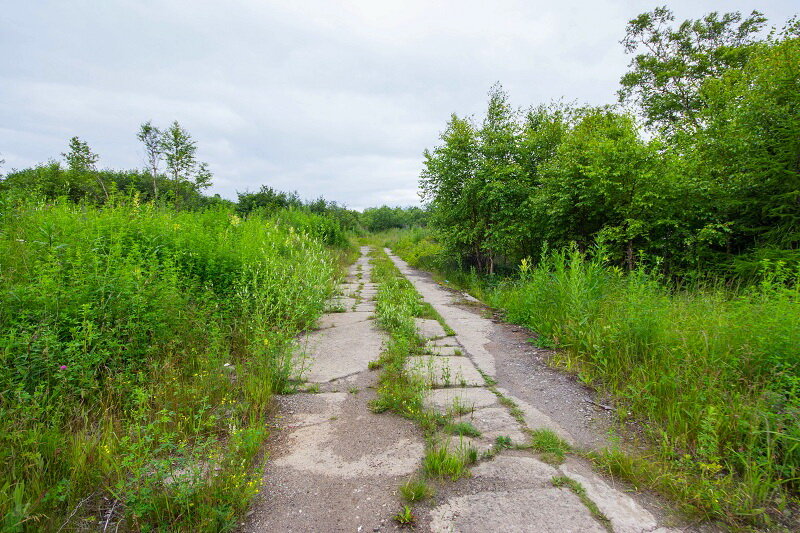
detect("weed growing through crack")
(445, 421), (481, 438)
(448, 398), (475, 417)
(423, 444), (469, 481)
(530, 429), (571, 464)
(552, 476), (611, 531)
(393, 505), (416, 527)
(399, 479), (434, 503)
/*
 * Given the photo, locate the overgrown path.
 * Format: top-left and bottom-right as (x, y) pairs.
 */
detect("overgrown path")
(242, 247), (685, 532)
(243, 247), (425, 532)
(385, 250), (684, 533)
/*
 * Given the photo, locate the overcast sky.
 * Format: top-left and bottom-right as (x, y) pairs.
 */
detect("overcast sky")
(2, 1), (796, 209)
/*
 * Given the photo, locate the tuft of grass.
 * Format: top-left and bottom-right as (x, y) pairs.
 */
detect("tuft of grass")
(423, 445), (469, 481)
(445, 421), (482, 438)
(393, 505), (415, 527)
(530, 429), (571, 465)
(551, 476), (611, 531)
(448, 398), (474, 417)
(399, 479), (434, 503)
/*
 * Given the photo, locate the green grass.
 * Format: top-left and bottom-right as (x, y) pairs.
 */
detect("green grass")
(0, 197), (341, 530)
(422, 444), (470, 481)
(529, 429), (571, 465)
(381, 229), (800, 527)
(489, 247), (800, 524)
(445, 421), (481, 438)
(399, 479), (434, 503)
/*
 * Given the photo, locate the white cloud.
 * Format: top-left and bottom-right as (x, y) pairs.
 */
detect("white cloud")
(1, 0), (797, 206)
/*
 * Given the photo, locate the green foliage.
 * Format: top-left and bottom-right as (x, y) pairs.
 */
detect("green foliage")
(236, 185), (302, 216)
(618, 6), (767, 135)
(1, 122), (220, 210)
(489, 248), (800, 524)
(421, 9), (799, 276)
(273, 208), (348, 248)
(360, 205), (427, 233)
(0, 196), (336, 529)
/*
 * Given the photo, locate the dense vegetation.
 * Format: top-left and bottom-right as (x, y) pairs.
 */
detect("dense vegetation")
(0, 197), (340, 530)
(0, 124), (363, 529)
(399, 7), (800, 527)
(421, 10), (799, 277)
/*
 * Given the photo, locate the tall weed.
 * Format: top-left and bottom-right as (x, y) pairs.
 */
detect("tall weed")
(0, 196), (337, 530)
(489, 247), (800, 522)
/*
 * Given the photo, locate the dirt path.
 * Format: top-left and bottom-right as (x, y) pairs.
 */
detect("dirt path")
(242, 246), (689, 532)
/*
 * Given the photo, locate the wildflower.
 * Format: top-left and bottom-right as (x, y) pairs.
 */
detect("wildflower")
(59, 365), (67, 370)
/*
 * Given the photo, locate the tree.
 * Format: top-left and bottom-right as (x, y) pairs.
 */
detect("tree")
(160, 121), (197, 190)
(694, 34), (800, 254)
(420, 114), (483, 268)
(618, 6), (766, 135)
(137, 121), (162, 199)
(62, 136), (108, 201)
(537, 107), (666, 268)
(195, 162), (213, 191)
(158, 121), (213, 206)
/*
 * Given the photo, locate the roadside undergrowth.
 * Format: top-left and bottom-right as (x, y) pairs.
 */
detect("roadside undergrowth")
(381, 229), (800, 528)
(0, 199), (342, 531)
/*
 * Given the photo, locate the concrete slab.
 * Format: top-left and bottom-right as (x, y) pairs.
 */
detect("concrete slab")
(317, 312), (372, 329)
(303, 320), (385, 382)
(496, 387), (576, 446)
(353, 303), (375, 313)
(560, 457), (661, 533)
(406, 356), (484, 387)
(424, 387), (499, 413)
(428, 487), (606, 533)
(414, 318), (447, 338)
(272, 393), (424, 479)
(455, 406), (527, 446)
(472, 455), (557, 485)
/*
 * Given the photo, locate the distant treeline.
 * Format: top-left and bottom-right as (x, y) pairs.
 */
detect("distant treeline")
(0, 122), (428, 236)
(421, 8), (800, 278)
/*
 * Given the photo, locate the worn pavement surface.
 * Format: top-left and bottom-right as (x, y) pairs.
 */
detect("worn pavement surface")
(241, 246), (695, 532)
